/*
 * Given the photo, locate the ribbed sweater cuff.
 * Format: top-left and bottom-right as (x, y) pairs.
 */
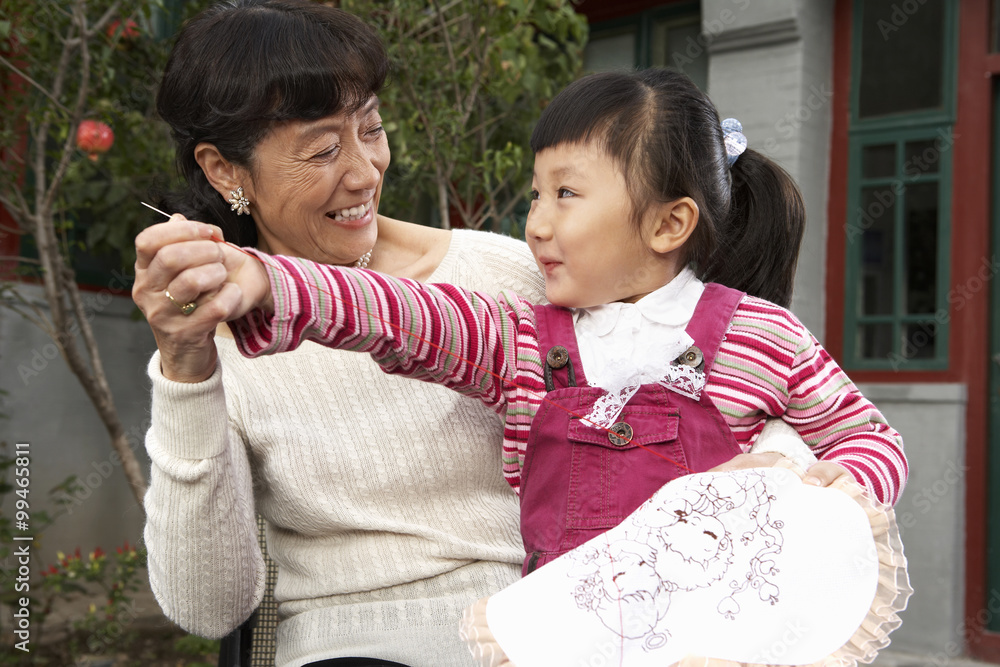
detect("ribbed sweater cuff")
(147, 351), (230, 460)
(227, 248), (301, 357)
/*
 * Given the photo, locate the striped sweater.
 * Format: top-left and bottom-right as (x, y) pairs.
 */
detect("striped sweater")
(230, 252), (907, 506)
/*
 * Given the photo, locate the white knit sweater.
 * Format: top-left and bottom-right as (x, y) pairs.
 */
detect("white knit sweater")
(142, 230), (546, 667)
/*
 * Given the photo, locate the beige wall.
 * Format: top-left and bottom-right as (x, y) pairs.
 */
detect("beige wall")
(0, 287), (155, 566)
(703, 0), (833, 339)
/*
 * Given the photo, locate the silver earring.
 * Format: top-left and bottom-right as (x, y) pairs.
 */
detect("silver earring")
(228, 186), (250, 216)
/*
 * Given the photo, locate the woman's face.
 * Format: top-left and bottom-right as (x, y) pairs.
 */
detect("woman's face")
(241, 97), (389, 265)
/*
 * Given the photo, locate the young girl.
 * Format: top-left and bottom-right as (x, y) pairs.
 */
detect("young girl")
(175, 68), (906, 575)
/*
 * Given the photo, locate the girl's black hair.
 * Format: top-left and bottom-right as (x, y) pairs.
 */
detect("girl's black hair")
(154, 0), (389, 247)
(530, 69), (805, 307)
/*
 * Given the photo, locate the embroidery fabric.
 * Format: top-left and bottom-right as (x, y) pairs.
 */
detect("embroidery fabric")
(467, 464), (912, 667)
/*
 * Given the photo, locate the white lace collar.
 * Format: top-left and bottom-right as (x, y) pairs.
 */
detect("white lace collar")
(573, 267), (704, 337)
(569, 268), (706, 428)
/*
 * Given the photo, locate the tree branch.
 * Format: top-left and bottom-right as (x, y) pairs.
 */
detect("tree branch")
(33, 12), (79, 216)
(31, 2), (80, 380)
(402, 0), (464, 39)
(430, 0), (463, 110)
(43, 3), (93, 217)
(495, 180), (530, 225)
(399, 73), (454, 228)
(411, 11), (466, 42)
(0, 288), (56, 338)
(1, 305), (55, 338)
(0, 255), (42, 265)
(58, 271), (146, 506)
(0, 190), (30, 229)
(0, 54), (72, 116)
(86, 0), (122, 39)
(461, 109), (513, 142)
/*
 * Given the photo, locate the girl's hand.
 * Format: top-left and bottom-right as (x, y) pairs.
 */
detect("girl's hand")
(133, 214), (270, 382)
(803, 461), (853, 488)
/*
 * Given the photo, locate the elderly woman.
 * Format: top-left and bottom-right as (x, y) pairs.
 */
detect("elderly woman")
(132, 1), (544, 665)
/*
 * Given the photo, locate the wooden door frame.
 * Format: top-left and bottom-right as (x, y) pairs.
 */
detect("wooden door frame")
(828, 0), (998, 658)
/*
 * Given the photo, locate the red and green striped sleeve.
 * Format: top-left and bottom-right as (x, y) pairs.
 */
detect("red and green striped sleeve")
(710, 296), (907, 505)
(228, 250), (546, 493)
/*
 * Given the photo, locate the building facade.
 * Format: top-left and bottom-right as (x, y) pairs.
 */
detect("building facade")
(577, 0), (998, 659)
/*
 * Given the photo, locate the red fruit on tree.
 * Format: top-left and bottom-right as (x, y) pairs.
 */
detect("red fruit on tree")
(107, 18), (139, 42)
(76, 120), (114, 161)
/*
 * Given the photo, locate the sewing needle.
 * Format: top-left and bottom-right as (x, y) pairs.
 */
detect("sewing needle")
(140, 201), (172, 219)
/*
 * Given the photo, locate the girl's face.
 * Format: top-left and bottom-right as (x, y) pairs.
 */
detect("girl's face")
(525, 142), (672, 308)
(241, 97), (389, 266)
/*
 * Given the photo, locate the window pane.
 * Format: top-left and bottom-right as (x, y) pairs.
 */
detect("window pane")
(584, 29), (636, 72)
(858, 0), (945, 118)
(994, 0), (1000, 52)
(904, 139), (941, 175)
(903, 322), (937, 359)
(651, 17), (707, 91)
(862, 143), (896, 178)
(859, 186), (896, 315)
(904, 182), (939, 314)
(859, 323), (894, 360)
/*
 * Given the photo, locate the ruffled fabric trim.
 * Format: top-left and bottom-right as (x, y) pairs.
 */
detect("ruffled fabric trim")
(459, 598), (513, 667)
(814, 460), (913, 666)
(458, 458), (912, 667)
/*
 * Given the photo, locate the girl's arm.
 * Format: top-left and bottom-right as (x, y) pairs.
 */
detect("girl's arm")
(714, 298), (907, 506)
(784, 331), (907, 504)
(766, 306), (906, 504)
(228, 249), (534, 413)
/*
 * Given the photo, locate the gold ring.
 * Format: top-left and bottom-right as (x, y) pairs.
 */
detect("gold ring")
(165, 290), (197, 316)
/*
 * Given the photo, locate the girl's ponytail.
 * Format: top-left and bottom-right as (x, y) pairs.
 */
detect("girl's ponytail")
(699, 148), (806, 308)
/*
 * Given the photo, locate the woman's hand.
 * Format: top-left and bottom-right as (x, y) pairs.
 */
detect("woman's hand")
(133, 214), (270, 382)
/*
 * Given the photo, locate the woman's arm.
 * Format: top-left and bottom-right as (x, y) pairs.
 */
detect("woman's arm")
(142, 353), (264, 637)
(132, 217), (251, 382)
(134, 218), (266, 635)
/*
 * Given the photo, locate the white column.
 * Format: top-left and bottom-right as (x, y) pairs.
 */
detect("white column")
(704, 0), (834, 339)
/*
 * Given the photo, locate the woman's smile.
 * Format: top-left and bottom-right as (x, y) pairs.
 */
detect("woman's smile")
(327, 199), (374, 226)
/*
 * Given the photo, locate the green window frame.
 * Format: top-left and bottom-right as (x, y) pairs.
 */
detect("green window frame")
(841, 0), (958, 371)
(584, 2), (705, 89)
(988, 79), (1000, 635)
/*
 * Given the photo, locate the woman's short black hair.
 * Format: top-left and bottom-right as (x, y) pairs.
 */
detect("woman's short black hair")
(155, 0), (389, 246)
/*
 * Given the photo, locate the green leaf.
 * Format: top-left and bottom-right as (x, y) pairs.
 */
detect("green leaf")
(363, 0), (586, 230)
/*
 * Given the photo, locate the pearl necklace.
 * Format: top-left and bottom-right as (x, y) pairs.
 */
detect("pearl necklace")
(353, 250), (372, 269)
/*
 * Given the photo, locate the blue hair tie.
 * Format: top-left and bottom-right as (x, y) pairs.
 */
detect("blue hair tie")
(721, 118), (747, 168)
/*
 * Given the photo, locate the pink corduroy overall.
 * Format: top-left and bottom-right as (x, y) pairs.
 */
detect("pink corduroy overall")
(518, 283), (745, 575)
